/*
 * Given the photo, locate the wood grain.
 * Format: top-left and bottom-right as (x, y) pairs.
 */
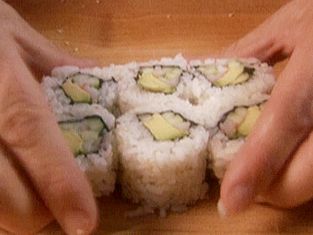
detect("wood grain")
(5, 0), (312, 234)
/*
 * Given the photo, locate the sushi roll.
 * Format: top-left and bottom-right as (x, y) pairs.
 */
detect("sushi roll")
(117, 55), (274, 129)
(42, 66), (119, 115)
(186, 58), (275, 128)
(208, 103), (264, 180)
(117, 54), (198, 113)
(116, 108), (209, 216)
(57, 104), (117, 197)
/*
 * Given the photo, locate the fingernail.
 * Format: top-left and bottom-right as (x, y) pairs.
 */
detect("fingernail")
(222, 184), (254, 215)
(63, 211), (92, 235)
(217, 199), (227, 218)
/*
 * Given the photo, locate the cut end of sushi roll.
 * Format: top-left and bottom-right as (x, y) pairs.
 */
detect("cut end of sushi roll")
(43, 66), (119, 114)
(55, 104), (117, 197)
(209, 103), (264, 180)
(59, 116), (109, 156)
(139, 112), (190, 141)
(219, 104), (263, 139)
(137, 66), (183, 94)
(61, 73), (103, 104)
(116, 110), (209, 215)
(197, 60), (255, 87)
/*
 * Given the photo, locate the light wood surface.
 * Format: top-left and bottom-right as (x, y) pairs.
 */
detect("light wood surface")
(6, 0), (313, 234)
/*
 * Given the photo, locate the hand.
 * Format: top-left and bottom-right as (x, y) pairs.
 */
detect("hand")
(0, 1), (98, 234)
(219, 0), (313, 216)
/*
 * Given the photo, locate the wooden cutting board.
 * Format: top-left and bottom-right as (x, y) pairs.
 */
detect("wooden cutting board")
(7, 0), (313, 234)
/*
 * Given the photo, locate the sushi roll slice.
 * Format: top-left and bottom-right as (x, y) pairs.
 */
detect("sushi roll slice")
(195, 59), (256, 87)
(42, 66), (118, 115)
(57, 104), (117, 197)
(186, 58), (274, 125)
(116, 108), (209, 216)
(208, 103), (264, 180)
(117, 54), (199, 113)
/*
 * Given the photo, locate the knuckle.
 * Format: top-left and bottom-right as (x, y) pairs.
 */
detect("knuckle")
(0, 94), (47, 149)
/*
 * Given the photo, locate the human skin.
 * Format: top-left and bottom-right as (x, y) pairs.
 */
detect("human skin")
(0, 1), (98, 234)
(219, 0), (313, 216)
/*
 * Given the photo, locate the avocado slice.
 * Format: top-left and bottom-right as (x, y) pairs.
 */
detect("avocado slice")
(61, 129), (83, 155)
(213, 61), (245, 87)
(142, 113), (188, 141)
(59, 116), (107, 155)
(164, 67), (182, 81)
(62, 80), (92, 103)
(231, 72), (250, 85)
(237, 106), (261, 137)
(138, 72), (175, 94)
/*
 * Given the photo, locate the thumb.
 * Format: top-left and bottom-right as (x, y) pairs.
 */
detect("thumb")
(219, 44), (313, 216)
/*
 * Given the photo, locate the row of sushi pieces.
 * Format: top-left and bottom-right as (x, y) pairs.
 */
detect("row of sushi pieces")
(41, 55), (275, 215)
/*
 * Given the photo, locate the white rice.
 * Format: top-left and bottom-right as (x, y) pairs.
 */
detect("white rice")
(116, 111), (209, 215)
(55, 104), (117, 197)
(208, 131), (244, 180)
(42, 66), (119, 114)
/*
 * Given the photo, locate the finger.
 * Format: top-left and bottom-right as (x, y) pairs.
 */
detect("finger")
(0, 55), (98, 234)
(222, 5), (294, 63)
(0, 143), (52, 234)
(13, 17), (98, 74)
(219, 44), (313, 217)
(256, 131), (313, 208)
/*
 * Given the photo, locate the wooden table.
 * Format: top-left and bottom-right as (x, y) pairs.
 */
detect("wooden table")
(7, 0), (313, 234)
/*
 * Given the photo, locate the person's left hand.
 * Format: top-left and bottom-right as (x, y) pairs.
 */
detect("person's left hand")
(0, 1), (98, 234)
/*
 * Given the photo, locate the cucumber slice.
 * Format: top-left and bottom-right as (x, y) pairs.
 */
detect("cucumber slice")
(84, 116), (108, 133)
(80, 130), (102, 153)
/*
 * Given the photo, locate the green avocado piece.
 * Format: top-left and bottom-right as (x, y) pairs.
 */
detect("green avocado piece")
(231, 72), (250, 85)
(138, 72), (175, 94)
(142, 113), (188, 141)
(62, 80), (91, 103)
(164, 67), (182, 81)
(61, 129), (83, 155)
(237, 106), (261, 137)
(213, 61), (244, 87)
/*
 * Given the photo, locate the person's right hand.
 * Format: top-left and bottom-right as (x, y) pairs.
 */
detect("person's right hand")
(0, 1), (98, 234)
(218, 0), (313, 216)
